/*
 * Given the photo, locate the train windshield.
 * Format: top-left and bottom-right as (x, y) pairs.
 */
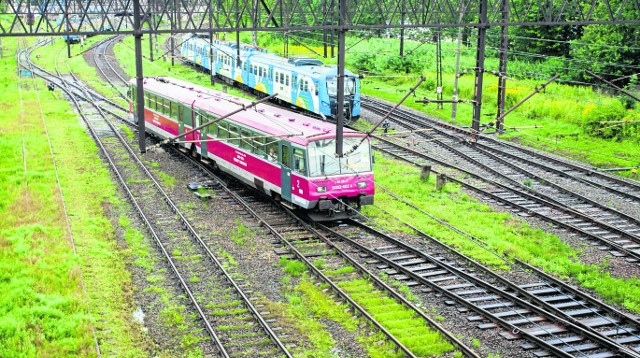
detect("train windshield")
(307, 137), (372, 177)
(326, 77), (356, 96)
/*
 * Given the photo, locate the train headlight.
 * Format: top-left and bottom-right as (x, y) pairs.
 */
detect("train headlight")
(316, 186), (327, 193)
(356, 181), (367, 189)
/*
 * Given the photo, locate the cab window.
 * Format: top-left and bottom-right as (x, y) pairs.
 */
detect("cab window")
(293, 148), (306, 175)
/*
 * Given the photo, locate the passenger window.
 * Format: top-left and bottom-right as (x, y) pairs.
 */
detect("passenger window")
(229, 125), (239, 146)
(293, 148), (306, 175)
(286, 75), (289, 86)
(241, 129), (252, 150)
(218, 122), (229, 139)
(208, 122), (218, 138)
(171, 102), (178, 119)
(253, 136), (266, 156)
(266, 138), (278, 162)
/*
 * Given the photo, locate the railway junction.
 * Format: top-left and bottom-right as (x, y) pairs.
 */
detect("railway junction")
(2, 1), (640, 357)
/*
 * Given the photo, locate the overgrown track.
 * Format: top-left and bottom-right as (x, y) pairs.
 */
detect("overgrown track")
(362, 98), (640, 265)
(16, 39), (103, 358)
(316, 218), (640, 357)
(22, 41), (291, 358)
(88, 35), (130, 98)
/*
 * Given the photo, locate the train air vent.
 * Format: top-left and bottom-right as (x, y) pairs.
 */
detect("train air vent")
(288, 57), (324, 66)
(303, 122), (310, 126)
(313, 125), (321, 130)
(288, 118), (295, 122)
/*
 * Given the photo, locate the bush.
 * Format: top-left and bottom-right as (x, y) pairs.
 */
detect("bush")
(582, 100), (627, 139)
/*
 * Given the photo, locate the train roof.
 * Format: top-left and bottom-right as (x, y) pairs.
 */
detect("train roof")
(131, 77), (364, 147)
(185, 34), (355, 79)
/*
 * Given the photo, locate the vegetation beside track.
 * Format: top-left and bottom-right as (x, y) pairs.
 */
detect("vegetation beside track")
(0, 38), (149, 356)
(364, 154), (640, 313)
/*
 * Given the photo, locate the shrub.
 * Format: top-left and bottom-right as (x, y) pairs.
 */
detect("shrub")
(582, 100), (627, 139)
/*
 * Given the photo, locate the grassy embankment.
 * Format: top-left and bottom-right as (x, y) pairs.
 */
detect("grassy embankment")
(0, 38), (148, 357)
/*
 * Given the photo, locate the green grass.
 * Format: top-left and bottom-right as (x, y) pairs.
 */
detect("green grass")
(278, 256), (308, 277)
(0, 38), (147, 356)
(268, 276), (403, 357)
(338, 278), (454, 356)
(229, 220), (255, 246)
(366, 154), (640, 313)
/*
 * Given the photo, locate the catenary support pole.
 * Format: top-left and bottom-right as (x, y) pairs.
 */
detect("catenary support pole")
(134, 0), (146, 153)
(336, 0), (347, 156)
(471, 0), (488, 139)
(495, 0), (509, 132)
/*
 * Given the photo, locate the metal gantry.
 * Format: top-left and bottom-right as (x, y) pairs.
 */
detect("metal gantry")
(3, 0), (639, 151)
(3, 0), (640, 37)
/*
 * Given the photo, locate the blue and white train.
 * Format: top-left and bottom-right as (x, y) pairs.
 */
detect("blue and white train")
(181, 34), (361, 122)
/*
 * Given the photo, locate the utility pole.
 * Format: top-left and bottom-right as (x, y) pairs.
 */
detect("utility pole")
(452, 0), (465, 121)
(436, 38), (443, 108)
(399, 0), (405, 57)
(134, 0), (146, 153)
(335, 0), (347, 156)
(495, 0), (509, 133)
(170, 0), (175, 66)
(471, 0), (488, 139)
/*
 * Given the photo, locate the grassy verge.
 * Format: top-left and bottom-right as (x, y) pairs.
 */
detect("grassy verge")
(364, 154), (640, 313)
(0, 38), (147, 356)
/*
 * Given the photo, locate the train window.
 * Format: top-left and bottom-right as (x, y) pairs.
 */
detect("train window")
(209, 122), (218, 138)
(241, 129), (252, 150)
(286, 75), (289, 86)
(280, 73), (284, 84)
(274, 71), (278, 83)
(281, 145), (290, 167)
(170, 102), (178, 119)
(218, 122), (229, 139)
(266, 138), (278, 161)
(145, 92), (151, 107)
(229, 125), (239, 146)
(293, 148), (306, 175)
(253, 136), (266, 157)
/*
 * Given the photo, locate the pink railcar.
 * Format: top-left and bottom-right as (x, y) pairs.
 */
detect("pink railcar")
(129, 77), (374, 220)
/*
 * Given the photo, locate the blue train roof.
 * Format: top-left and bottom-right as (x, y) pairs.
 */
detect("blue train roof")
(185, 34), (356, 80)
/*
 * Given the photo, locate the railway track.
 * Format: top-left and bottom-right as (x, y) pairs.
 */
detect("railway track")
(96, 37), (480, 356)
(363, 96), (640, 210)
(170, 153), (477, 357)
(362, 98), (640, 266)
(314, 215), (640, 357)
(22, 40), (292, 358)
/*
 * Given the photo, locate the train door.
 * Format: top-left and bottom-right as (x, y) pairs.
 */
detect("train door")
(291, 73), (298, 104)
(280, 142), (292, 202)
(182, 104), (194, 144)
(197, 111), (208, 158)
(277, 70), (292, 104)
